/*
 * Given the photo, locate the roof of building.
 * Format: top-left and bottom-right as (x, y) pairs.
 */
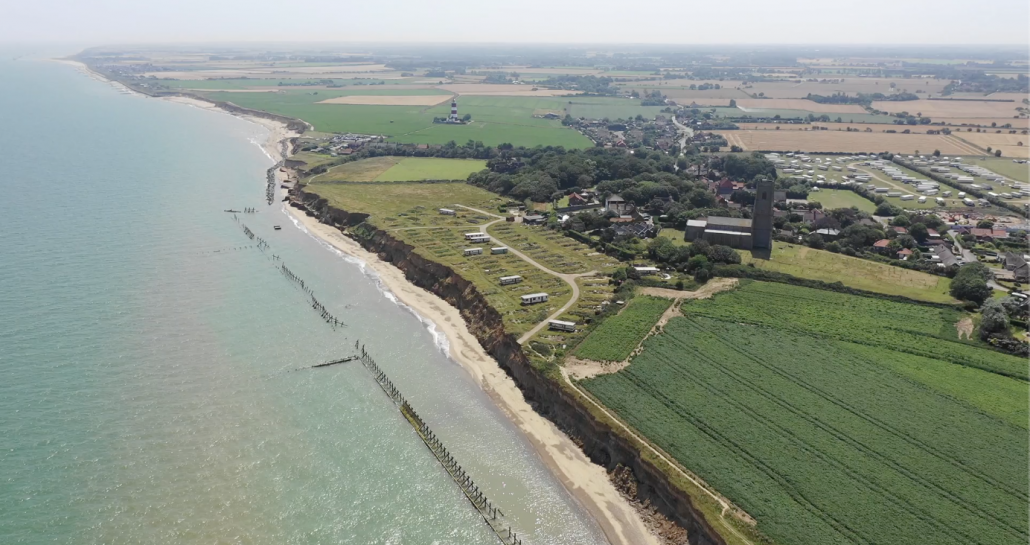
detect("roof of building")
(686, 219), (708, 228)
(706, 216), (752, 228)
(897, 248), (913, 256)
(1005, 252), (1028, 267)
(815, 228), (840, 236)
(893, 226), (908, 234)
(704, 229), (752, 237)
(606, 194), (625, 203)
(873, 239), (891, 248)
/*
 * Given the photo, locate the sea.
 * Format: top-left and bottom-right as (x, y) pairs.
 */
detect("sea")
(0, 50), (607, 545)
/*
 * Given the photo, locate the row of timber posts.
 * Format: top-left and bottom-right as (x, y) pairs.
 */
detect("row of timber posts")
(234, 219), (270, 251)
(278, 262), (344, 328)
(355, 340), (524, 545)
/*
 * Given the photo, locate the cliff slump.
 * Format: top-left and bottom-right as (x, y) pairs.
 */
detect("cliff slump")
(291, 186), (727, 545)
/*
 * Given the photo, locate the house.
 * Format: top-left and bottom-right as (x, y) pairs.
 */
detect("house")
(814, 228), (840, 240)
(1003, 253), (1030, 282)
(970, 228), (1010, 241)
(873, 239), (891, 248)
(936, 246), (959, 268)
(568, 193), (589, 206)
(605, 194), (630, 215)
(927, 228), (941, 240)
(613, 222), (655, 239)
(522, 214), (546, 225)
(897, 248), (913, 259)
(802, 209), (826, 224)
(893, 226), (908, 235)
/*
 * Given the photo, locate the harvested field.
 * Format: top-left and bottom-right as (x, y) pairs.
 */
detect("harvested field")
(736, 99), (867, 114)
(872, 99), (1023, 119)
(944, 118), (1030, 129)
(317, 95), (452, 106)
(438, 84), (582, 96)
(309, 157), (486, 183)
(717, 129), (972, 155)
(954, 133), (1030, 158)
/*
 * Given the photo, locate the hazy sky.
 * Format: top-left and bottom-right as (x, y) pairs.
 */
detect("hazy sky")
(6, 0), (1029, 45)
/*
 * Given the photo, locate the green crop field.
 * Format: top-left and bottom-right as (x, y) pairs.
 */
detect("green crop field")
(202, 91), (591, 148)
(808, 189), (877, 212)
(567, 97), (671, 120)
(574, 296), (671, 361)
(310, 157), (485, 182)
(583, 281), (1028, 545)
(741, 242), (955, 303)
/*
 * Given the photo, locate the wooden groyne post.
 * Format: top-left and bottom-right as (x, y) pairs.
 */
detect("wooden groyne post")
(355, 340), (524, 545)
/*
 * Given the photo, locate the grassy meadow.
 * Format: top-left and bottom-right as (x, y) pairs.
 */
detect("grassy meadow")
(203, 90), (591, 148)
(808, 189), (877, 212)
(583, 281), (1028, 545)
(740, 242), (954, 303)
(310, 157), (486, 182)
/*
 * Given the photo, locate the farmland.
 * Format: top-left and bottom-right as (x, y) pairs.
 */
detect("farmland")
(739, 243), (955, 303)
(719, 129), (972, 155)
(955, 132), (1030, 158)
(807, 189), (876, 212)
(309, 157), (486, 183)
(201, 90), (591, 148)
(574, 296), (672, 362)
(583, 281), (1028, 545)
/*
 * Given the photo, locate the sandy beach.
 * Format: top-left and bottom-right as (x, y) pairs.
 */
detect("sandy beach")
(63, 58), (659, 545)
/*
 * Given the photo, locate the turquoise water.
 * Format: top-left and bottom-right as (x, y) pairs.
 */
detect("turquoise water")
(0, 53), (606, 544)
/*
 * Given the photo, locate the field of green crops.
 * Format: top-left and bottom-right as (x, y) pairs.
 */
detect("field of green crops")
(583, 281), (1028, 545)
(573, 296), (672, 361)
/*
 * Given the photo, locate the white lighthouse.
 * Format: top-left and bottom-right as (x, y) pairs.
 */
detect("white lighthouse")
(448, 97), (459, 123)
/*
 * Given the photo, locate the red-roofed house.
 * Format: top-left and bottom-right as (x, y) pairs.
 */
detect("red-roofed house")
(927, 229), (940, 239)
(873, 239), (891, 248)
(969, 228), (1010, 241)
(893, 226), (908, 234)
(897, 248), (913, 259)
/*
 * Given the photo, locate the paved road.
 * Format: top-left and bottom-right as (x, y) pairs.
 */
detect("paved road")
(671, 116), (694, 156)
(450, 204), (596, 344)
(948, 232), (1008, 291)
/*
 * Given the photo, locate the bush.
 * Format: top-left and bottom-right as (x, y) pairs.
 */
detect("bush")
(979, 299), (1010, 340)
(826, 241), (841, 253)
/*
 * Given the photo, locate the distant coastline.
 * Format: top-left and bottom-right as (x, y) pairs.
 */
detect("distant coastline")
(60, 57), (660, 545)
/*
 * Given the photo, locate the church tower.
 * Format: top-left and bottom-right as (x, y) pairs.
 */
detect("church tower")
(752, 179), (774, 250)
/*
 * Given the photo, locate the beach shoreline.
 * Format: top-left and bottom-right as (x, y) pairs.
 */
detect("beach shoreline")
(61, 57), (659, 545)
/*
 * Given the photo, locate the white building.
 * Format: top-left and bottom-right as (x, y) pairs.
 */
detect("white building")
(521, 293), (549, 305)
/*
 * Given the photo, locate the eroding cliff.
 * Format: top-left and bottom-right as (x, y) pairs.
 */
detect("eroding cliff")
(291, 185), (728, 545)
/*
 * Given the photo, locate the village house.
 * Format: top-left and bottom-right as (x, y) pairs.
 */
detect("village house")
(605, 194), (631, 215)
(1003, 252), (1030, 282)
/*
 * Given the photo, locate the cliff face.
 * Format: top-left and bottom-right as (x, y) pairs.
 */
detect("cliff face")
(292, 186), (726, 545)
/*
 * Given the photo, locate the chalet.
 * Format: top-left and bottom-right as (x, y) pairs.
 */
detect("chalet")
(521, 293), (549, 305)
(548, 320), (577, 332)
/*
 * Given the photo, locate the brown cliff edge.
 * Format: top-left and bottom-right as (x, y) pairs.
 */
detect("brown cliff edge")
(289, 185), (733, 545)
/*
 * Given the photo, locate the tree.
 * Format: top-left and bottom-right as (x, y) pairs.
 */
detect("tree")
(977, 219), (995, 229)
(979, 299), (1009, 340)
(949, 263), (993, 305)
(933, 149), (941, 157)
(462, 113), (472, 122)
(908, 222), (929, 243)
(806, 233), (825, 249)
(995, 149), (1002, 157)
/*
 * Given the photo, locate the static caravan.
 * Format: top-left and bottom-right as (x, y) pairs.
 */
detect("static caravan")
(943, 191), (952, 197)
(439, 208), (456, 216)
(467, 235), (490, 244)
(963, 198), (975, 206)
(874, 188), (889, 194)
(521, 293), (549, 305)
(464, 232), (485, 240)
(499, 275), (522, 286)
(887, 191), (902, 197)
(958, 192), (966, 197)
(634, 266), (660, 276)
(548, 320), (577, 332)
(463, 248), (483, 257)
(936, 197), (946, 205)
(918, 196), (927, 204)
(832, 166), (843, 171)
(817, 165), (828, 171)
(847, 166), (858, 172)
(491, 247), (508, 254)
(900, 194), (915, 201)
